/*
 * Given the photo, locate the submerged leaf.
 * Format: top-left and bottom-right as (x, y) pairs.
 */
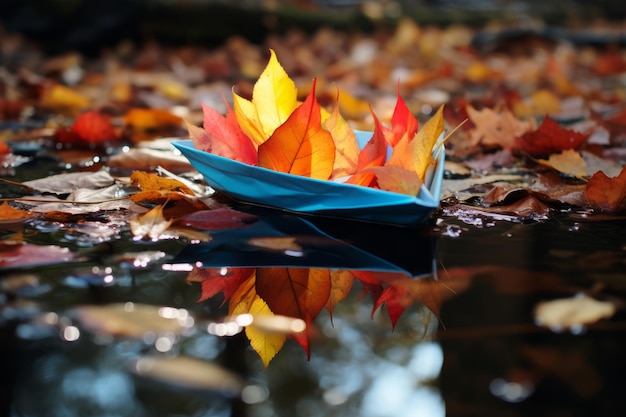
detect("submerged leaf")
(0, 242), (74, 269)
(132, 356), (245, 394)
(534, 293), (617, 330)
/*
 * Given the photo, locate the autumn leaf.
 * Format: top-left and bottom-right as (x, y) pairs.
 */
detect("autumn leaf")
(258, 79), (335, 180)
(0, 140), (10, 154)
(388, 105), (444, 181)
(0, 241), (74, 268)
(256, 268), (331, 355)
(364, 165), (422, 196)
(0, 202), (32, 222)
(516, 116), (588, 156)
(233, 49), (298, 147)
(124, 108), (183, 131)
(534, 293), (617, 329)
(187, 267), (255, 304)
(536, 149), (588, 178)
(389, 83), (419, 147)
(371, 273), (443, 327)
(335, 88), (371, 120)
(345, 111), (389, 187)
(467, 105), (534, 148)
(130, 171), (194, 194)
(585, 166), (626, 212)
(238, 296), (287, 367)
(187, 102), (257, 165)
(40, 84), (90, 112)
(229, 272), (286, 367)
(70, 110), (119, 144)
(326, 270), (355, 321)
(129, 204), (172, 239)
(323, 98), (359, 179)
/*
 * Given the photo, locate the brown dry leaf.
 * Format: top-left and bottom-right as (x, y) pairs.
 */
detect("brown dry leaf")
(466, 105), (535, 148)
(536, 149), (588, 178)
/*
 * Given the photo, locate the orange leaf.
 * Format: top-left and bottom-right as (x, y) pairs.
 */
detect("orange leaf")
(124, 108), (182, 131)
(258, 79), (335, 180)
(256, 268), (331, 323)
(585, 166), (626, 212)
(130, 171), (194, 194)
(388, 105), (445, 181)
(326, 270), (355, 320)
(467, 105), (534, 149)
(0, 140), (10, 154)
(323, 98), (359, 179)
(256, 267), (331, 357)
(364, 165), (422, 196)
(0, 202), (32, 222)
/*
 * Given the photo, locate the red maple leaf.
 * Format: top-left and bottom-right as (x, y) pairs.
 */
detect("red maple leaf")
(188, 267), (255, 304)
(515, 116), (588, 156)
(70, 110), (119, 143)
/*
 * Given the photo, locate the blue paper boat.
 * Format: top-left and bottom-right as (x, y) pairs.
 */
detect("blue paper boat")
(172, 131), (444, 226)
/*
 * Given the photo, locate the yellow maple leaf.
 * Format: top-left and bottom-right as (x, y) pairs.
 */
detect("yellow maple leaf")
(229, 273), (285, 367)
(388, 105), (445, 181)
(536, 149), (588, 178)
(233, 49), (298, 147)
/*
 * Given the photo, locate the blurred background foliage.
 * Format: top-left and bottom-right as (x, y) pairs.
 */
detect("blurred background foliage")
(2, 0), (626, 54)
